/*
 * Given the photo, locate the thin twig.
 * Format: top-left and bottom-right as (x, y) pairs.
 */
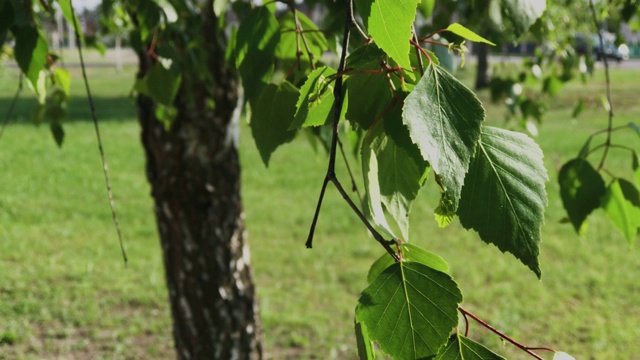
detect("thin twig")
(0, 74), (23, 143)
(589, 0), (614, 171)
(459, 307), (549, 359)
(337, 137), (362, 200)
(462, 310), (470, 337)
(70, 0), (128, 266)
(348, 0), (369, 41)
(305, 0), (352, 249)
(412, 24), (425, 76)
(304, 0), (399, 262)
(289, 4), (316, 70)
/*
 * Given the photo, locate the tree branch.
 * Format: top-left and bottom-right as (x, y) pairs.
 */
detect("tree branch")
(589, 0), (614, 171)
(459, 307), (554, 359)
(304, 0), (399, 262)
(70, 0), (128, 266)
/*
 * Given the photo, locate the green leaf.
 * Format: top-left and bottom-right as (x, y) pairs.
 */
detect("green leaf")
(501, 0), (547, 37)
(371, 107), (428, 240)
(364, 0), (420, 69)
(435, 333), (506, 360)
(345, 72), (394, 131)
(418, 0), (436, 18)
(137, 62), (182, 107)
(446, 23), (495, 45)
(53, 68), (71, 97)
(559, 159), (606, 234)
(629, 122), (640, 136)
(58, 0), (84, 45)
(0, 0), (15, 48)
(356, 261), (462, 360)
(367, 243), (449, 284)
(50, 121), (64, 147)
(251, 82), (299, 166)
(275, 11), (328, 65)
(291, 66), (337, 129)
(601, 179), (640, 244)
(402, 64), (484, 216)
(355, 321), (376, 360)
(362, 127), (398, 239)
(345, 44), (395, 130)
(571, 99), (585, 119)
(235, 7), (279, 102)
(457, 126), (547, 277)
(12, 25), (49, 96)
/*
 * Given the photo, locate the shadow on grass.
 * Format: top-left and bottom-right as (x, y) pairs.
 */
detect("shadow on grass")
(0, 96), (137, 124)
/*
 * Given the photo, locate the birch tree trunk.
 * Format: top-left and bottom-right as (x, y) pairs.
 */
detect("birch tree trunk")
(132, 2), (263, 358)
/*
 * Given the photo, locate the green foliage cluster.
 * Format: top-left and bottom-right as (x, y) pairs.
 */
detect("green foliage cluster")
(226, 1), (558, 359)
(2, 0), (639, 359)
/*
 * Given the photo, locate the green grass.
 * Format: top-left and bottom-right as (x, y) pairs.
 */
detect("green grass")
(1, 60), (639, 359)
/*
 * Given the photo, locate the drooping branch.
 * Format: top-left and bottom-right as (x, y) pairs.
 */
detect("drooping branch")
(69, 0), (127, 266)
(589, 0), (615, 171)
(459, 307), (555, 359)
(304, 0), (399, 262)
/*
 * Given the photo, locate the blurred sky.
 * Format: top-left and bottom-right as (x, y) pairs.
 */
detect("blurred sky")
(78, 0), (100, 10)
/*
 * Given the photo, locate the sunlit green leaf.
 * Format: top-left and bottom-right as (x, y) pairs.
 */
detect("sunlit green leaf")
(58, 0), (85, 45)
(12, 25), (48, 96)
(446, 23), (496, 45)
(601, 179), (640, 244)
(559, 159), (606, 234)
(402, 64), (484, 216)
(251, 82), (299, 166)
(357, 261), (462, 360)
(367, 243), (449, 284)
(458, 126), (547, 278)
(276, 11), (328, 66)
(53, 68), (71, 96)
(292, 66), (337, 129)
(435, 333), (506, 360)
(358, 0), (420, 69)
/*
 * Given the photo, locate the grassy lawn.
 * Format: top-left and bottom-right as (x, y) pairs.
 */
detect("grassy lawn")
(1, 60), (639, 359)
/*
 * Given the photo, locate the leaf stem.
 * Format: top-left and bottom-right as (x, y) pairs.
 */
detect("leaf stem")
(70, 0), (128, 266)
(458, 307), (550, 360)
(410, 39), (433, 64)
